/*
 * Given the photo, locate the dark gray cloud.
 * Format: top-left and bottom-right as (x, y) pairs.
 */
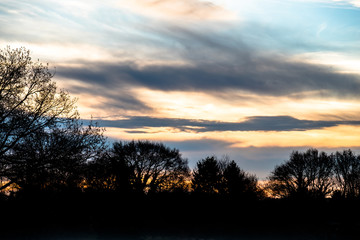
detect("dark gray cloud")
(67, 82), (152, 113)
(92, 115), (360, 133)
(58, 58), (360, 99)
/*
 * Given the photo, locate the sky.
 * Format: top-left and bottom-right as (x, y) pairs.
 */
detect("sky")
(1, 0), (360, 178)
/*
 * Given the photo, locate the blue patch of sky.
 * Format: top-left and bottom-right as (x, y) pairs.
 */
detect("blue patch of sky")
(224, 0), (360, 55)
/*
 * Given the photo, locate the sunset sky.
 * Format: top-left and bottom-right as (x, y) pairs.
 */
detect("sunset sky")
(1, 0), (360, 178)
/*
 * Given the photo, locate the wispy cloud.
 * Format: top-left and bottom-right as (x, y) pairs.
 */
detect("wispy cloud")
(119, 0), (236, 22)
(289, 0), (360, 8)
(333, 0), (360, 7)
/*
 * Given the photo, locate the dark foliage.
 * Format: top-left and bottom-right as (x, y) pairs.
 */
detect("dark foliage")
(84, 154), (132, 193)
(192, 156), (222, 194)
(222, 160), (260, 199)
(192, 156), (261, 199)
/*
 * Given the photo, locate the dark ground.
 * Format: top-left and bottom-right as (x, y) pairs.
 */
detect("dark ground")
(1, 193), (359, 239)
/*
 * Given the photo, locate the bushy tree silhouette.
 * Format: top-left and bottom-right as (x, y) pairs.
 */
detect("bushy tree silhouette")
(192, 156), (261, 199)
(192, 156), (222, 195)
(222, 160), (259, 199)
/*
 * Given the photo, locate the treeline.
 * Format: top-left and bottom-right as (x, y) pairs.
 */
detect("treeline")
(4, 134), (360, 202)
(267, 148), (360, 199)
(1, 134), (262, 199)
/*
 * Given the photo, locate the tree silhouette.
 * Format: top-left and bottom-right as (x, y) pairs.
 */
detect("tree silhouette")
(85, 150), (132, 193)
(333, 149), (360, 199)
(192, 156), (261, 198)
(0, 47), (78, 192)
(192, 156), (222, 194)
(305, 149), (334, 198)
(268, 149), (334, 199)
(222, 160), (259, 199)
(111, 140), (190, 194)
(0, 47), (77, 157)
(1, 119), (106, 194)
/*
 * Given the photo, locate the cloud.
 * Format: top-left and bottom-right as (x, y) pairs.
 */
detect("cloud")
(0, 1), (92, 44)
(91, 115), (360, 133)
(5, 0), (360, 103)
(332, 0), (360, 7)
(54, 18), (360, 101)
(66, 82), (152, 114)
(58, 56), (360, 99)
(119, 0), (236, 22)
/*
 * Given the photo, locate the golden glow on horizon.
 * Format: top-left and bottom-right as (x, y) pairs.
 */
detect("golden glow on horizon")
(132, 88), (360, 121)
(52, 76), (360, 151)
(104, 125), (360, 149)
(67, 84), (360, 150)
(228, 125), (360, 148)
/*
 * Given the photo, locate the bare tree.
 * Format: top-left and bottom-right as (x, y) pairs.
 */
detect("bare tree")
(112, 140), (190, 194)
(1, 119), (106, 193)
(333, 149), (360, 199)
(0, 47), (77, 157)
(0, 46), (90, 192)
(268, 149), (334, 199)
(304, 149), (334, 198)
